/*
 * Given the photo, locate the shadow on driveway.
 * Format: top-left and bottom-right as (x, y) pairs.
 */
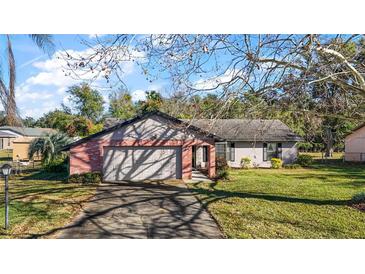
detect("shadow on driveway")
(30, 181), (223, 239)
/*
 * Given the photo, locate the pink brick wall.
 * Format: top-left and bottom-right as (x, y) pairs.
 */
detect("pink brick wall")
(69, 138), (216, 179)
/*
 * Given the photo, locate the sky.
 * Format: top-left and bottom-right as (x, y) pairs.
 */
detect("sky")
(0, 34), (168, 119)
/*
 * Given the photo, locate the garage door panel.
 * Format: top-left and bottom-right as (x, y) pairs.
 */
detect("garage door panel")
(103, 147), (182, 181)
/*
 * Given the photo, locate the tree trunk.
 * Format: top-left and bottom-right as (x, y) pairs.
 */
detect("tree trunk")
(324, 127), (333, 158)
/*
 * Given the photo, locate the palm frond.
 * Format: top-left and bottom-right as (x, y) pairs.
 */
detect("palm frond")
(28, 34), (55, 55)
(28, 132), (72, 164)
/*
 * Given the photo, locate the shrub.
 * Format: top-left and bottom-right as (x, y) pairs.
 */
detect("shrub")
(283, 164), (301, 169)
(351, 192), (365, 204)
(216, 157), (228, 171)
(44, 157), (68, 173)
(216, 169), (230, 180)
(296, 154), (314, 167)
(66, 172), (102, 184)
(271, 158), (283, 169)
(240, 157), (251, 169)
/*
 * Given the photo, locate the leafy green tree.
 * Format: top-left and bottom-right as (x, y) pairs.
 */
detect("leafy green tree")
(28, 132), (72, 165)
(22, 116), (37, 127)
(137, 90), (163, 113)
(108, 90), (136, 119)
(35, 110), (94, 137)
(65, 83), (104, 123)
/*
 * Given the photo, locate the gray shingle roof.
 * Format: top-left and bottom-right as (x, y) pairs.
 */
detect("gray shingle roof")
(0, 126), (56, 137)
(184, 119), (302, 142)
(0, 130), (18, 138)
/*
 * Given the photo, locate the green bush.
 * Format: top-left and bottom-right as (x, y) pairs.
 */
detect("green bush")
(295, 154), (314, 167)
(216, 169), (230, 180)
(283, 164), (301, 169)
(240, 157), (252, 169)
(44, 157), (68, 173)
(351, 192), (365, 204)
(271, 158), (283, 169)
(66, 172), (102, 184)
(216, 157), (228, 171)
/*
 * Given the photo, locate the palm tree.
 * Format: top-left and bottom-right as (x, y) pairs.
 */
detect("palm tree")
(0, 35), (54, 126)
(28, 132), (72, 165)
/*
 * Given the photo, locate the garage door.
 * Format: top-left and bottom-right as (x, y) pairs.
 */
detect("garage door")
(103, 146), (182, 181)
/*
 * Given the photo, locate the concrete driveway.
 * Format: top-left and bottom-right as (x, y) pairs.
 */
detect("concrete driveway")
(56, 182), (222, 239)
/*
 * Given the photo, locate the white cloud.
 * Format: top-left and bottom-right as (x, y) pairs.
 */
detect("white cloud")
(193, 69), (246, 90)
(131, 89), (146, 102)
(88, 34), (107, 39)
(16, 45), (147, 118)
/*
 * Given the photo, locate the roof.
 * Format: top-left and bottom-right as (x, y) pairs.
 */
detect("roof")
(0, 130), (18, 138)
(62, 111), (225, 150)
(184, 119), (303, 142)
(0, 126), (56, 137)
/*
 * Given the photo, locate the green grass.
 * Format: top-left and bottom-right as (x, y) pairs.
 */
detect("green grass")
(300, 152), (343, 160)
(189, 160), (365, 238)
(0, 170), (97, 239)
(0, 149), (12, 162)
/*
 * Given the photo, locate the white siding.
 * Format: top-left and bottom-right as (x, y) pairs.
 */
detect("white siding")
(227, 141), (298, 168)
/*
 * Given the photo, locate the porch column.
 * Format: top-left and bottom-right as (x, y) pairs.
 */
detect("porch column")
(182, 142), (192, 179)
(207, 144), (216, 178)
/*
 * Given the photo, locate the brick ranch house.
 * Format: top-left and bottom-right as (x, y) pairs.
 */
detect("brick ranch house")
(63, 111), (301, 181)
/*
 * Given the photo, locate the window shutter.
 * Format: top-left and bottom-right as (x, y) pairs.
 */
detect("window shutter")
(278, 143), (282, 159)
(230, 142), (235, 162)
(263, 143), (267, 161)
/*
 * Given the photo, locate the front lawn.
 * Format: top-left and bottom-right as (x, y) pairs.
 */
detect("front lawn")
(0, 171), (97, 239)
(189, 161), (365, 238)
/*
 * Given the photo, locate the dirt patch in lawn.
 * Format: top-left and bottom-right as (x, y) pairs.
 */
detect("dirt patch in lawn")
(349, 202), (365, 212)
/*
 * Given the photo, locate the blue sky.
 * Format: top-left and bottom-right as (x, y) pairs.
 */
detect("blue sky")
(0, 34), (168, 119)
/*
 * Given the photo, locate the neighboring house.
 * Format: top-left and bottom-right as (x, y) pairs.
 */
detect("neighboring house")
(187, 119), (302, 168)
(63, 111), (302, 181)
(344, 124), (365, 162)
(0, 126), (56, 160)
(0, 130), (18, 150)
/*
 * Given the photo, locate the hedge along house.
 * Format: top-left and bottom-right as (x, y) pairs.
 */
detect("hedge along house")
(63, 111), (223, 181)
(186, 119), (302, 168)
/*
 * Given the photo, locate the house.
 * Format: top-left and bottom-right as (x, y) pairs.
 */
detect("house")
(0, 126), (56, 160)
(344, 123), (365, 162)
(187, 119), (302, 168)
(63, 111), (301, 181)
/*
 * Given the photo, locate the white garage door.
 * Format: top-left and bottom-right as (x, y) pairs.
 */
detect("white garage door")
(103, 146), (182, 181)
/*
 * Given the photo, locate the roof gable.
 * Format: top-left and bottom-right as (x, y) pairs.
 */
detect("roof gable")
(63, 111), (224, 150)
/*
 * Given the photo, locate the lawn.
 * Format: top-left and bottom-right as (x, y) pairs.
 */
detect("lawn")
(0, 149), (12, 162)
(0, 170), (97, 239)
(189, 160), (365, 239)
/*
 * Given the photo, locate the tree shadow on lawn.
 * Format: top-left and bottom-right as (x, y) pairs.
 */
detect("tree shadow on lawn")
(20, 170), (68, 181)
(189, 183), (349, 207)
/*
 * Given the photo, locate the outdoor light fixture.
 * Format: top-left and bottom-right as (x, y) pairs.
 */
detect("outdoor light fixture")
(1, 163), (12, 230)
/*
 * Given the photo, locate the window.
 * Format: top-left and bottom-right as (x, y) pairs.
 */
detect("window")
(203, 146), (208, 162)
(216, 143), (226, 159)
(7, 138), (10, 146)
(263, 142), (282, 161)
(229, 142), (235, 162)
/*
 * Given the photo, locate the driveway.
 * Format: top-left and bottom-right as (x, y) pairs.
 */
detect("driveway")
(56, 182), (223, 239)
